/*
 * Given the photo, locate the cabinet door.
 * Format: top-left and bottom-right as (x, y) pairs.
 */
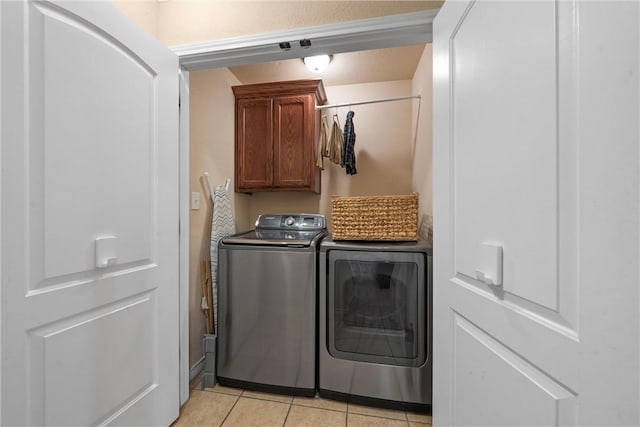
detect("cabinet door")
(236, 98), (273, 191)
(273, 94), (315, 190)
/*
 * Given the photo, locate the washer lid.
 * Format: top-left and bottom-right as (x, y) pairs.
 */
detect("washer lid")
(221, 229), (326, 247)
(255, 214), (325, 231)
(222, 213), (326, 246)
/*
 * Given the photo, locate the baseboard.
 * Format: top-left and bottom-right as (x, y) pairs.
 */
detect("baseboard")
(189, 355), (205, 381)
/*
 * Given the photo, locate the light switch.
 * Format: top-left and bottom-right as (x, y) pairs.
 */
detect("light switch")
(191, 192), (200, 210)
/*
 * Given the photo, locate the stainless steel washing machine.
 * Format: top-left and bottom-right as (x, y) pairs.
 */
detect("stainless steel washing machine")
(318, 238), (432, 412)
(217, 214), (326, 397)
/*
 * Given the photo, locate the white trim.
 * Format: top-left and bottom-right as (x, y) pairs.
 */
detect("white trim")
(0, 1), (3, 421)
(178, 69), (190, 406)
(189, 355), (205, 381)
(171, 9), (438, 70)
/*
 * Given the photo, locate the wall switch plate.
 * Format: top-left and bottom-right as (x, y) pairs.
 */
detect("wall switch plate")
(191, 192), (200, 210)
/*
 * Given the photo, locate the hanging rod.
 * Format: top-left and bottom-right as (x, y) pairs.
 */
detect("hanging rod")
(315, 94), (421, 111)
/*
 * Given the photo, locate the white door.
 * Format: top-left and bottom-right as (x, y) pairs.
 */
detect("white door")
(433, 1), (638, 426)
(1, 1), (179, 425)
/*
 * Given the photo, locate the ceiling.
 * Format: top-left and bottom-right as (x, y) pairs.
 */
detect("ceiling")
(228, 44), (427, 86)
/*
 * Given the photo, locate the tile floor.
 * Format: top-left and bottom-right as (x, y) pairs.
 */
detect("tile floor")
(171, 373), (432, 427)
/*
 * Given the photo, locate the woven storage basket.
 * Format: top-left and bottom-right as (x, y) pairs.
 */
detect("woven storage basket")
(331, 193), (418, 241)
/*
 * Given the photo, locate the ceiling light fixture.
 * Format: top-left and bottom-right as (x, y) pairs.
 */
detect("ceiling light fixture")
(303, 55), (332, 73)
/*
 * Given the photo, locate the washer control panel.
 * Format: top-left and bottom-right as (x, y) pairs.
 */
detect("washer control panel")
(256, 214), (325, 231)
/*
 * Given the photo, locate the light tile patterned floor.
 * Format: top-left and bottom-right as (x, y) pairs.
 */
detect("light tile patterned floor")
(172, 374), (432, 427)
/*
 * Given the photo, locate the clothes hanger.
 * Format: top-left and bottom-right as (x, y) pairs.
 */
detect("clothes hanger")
(333, 108), (341, 127)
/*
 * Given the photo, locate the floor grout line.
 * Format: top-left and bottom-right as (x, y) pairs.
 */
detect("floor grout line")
(218, 393), (241, 427)
(246, 396), (292, 405)
(289, 403), (347, 414)
(204, 388), (243, 397)
(282, 402), (293, 427)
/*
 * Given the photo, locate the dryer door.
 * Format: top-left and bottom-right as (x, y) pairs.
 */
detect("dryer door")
(327, 250), (427, 367)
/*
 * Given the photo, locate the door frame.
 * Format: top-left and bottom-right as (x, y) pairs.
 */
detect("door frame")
(171, 8), (439, 404)
(177, 69), (190, 405)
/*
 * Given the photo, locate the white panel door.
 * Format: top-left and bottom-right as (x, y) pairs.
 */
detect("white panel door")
(433, 1), (639, 425)
(1, 1), (179, 425)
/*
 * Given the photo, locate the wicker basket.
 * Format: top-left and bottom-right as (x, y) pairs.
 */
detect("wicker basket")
(331, 193), (418, 241)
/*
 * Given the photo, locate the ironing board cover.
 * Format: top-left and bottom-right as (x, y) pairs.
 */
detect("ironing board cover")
(210, 184), (236, 332)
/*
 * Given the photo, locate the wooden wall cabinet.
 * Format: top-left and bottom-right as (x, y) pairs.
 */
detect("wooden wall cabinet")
(233, 79), (327, 193)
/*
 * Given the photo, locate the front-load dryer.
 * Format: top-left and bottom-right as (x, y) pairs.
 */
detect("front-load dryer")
(318, 238), (432, 412)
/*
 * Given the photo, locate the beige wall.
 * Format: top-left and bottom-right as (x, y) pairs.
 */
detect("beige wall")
(112, 0), (434, 370)
(247, 80), (415, 229)
(188, 79), (414, 367)
(189, 69), (251, 367)
(187, 78), (417, 366)
(411, 44), (434, 240)
(157, 1), (441, 46)
(111, 0), (158, 38)
(113, 0), (442, 48)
